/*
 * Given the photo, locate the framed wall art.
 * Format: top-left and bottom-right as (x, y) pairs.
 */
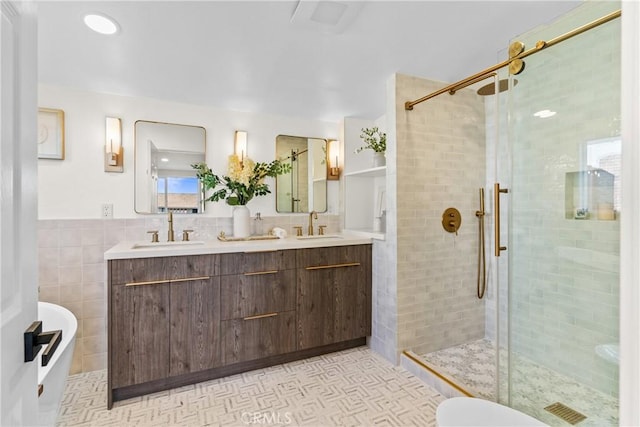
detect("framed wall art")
(38, 108), (65, 160)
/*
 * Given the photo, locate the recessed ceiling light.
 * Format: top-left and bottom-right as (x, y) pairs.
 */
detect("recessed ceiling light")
(533, 109), (557, 118)
(290, 0), (364, 35)
(160, 158), (169, 162)
(84, 13), (119, 35)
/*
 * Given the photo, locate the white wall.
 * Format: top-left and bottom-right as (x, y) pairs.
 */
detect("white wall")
(38, 84), (339, 219)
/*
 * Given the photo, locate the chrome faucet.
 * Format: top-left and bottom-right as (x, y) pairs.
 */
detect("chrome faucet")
(308, 210), (318, 236)
(167, 211), (175, 242)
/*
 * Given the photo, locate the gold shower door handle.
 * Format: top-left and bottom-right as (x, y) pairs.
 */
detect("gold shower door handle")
(494, 183), (509, 256)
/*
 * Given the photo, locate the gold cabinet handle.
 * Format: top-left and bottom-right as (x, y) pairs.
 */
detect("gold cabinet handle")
(125, 276), (210, 287)
(305, 262), (361, 271)
(125, 279), (170, 287)
(243, 270), (278, 276)
(243, 312), (278, 321)
(170, 276), (210, 284)
(494, 183), (509, 257)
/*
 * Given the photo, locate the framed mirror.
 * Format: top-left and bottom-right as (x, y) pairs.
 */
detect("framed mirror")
(275, 135), (327, 213)
(134, 120), (206, 214)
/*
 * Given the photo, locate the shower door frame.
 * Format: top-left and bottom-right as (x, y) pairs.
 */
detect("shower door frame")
(400, 4), (639, 421)
(498, 3), (623, 422)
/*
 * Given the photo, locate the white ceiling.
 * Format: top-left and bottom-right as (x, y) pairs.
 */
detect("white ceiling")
(37, 1), (581, 123)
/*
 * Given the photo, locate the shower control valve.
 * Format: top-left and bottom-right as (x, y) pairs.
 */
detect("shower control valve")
(442, 207), (462, 235)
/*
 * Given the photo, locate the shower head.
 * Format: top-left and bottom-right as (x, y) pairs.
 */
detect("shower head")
(477, 79), (518, 96)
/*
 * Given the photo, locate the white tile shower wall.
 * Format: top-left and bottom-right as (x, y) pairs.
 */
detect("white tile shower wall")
(394, 74), (486, 356)
(368, 77), (399, 364)
(486, 2), (621, 397)
(370, 241), (397, 363)
(37, 214), (340, 374)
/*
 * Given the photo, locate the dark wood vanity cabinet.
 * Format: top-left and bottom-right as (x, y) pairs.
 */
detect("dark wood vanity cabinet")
(110, 276), (221, 388)
(169, 277), (221, 375)
(108, 255), (220, 403)
(219, 252), (297, 364)
(107, 244), (371, 408)
(296, 245), (372, 349)
(110, 280), (170, 387)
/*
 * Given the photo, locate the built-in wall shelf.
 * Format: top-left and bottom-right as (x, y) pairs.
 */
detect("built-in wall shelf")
(344, 166), (387, 240)
(342, 118), (388, 243)
(344, 166), (386, 178)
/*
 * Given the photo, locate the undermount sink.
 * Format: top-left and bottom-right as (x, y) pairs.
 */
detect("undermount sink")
(131, 240), (205, 249)
(296, 234), (343, 240)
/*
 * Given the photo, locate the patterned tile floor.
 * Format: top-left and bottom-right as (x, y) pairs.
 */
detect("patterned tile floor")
(57, 346), (445, 427)
(421, 339), (619, 427)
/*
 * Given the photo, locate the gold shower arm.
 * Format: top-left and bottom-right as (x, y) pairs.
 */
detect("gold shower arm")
(405, 9), (621, 111)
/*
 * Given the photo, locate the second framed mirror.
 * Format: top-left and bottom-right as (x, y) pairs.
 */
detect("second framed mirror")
(275, 135), (327, 213)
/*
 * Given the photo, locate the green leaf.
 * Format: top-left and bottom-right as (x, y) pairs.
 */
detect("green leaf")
(193, 159), (289, 207)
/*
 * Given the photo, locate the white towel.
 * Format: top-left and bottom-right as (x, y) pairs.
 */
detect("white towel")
(271, 227), (288, 239)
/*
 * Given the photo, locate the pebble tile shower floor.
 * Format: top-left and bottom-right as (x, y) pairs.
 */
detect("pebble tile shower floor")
(57, 346), (445, 426)
(422, 339), (618, 427)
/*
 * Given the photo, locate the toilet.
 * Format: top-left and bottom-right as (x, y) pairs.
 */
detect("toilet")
(436, 397), (548, 426)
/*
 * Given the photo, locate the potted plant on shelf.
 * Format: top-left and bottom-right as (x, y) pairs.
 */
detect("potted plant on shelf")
(192, 155), (290, 238)
(356, 127), (387, 167)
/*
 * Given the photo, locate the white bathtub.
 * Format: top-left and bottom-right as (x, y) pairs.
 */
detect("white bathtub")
(37, 302), (77, 426)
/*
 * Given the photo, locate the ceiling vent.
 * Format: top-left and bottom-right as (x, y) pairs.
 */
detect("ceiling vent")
(290, 1), (364, 34)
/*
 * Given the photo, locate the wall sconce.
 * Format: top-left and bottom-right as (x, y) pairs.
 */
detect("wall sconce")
(234, 130), (248, 163)
(105, 117), (123, 173)
(327, 139), (340, 180)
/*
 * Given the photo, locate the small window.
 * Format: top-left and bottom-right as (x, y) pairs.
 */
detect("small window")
(157, 176), (201, 213)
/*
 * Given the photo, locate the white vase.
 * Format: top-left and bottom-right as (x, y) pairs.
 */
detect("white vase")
(232, 205), (251, 238)
(373, 152), (386, 167)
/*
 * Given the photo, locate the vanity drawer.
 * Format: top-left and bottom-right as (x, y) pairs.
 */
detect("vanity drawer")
(296, 244), (372, 269)
(220, 270), (296, 320)
(219, 250), (295, 276)
(109, 255), (218, 285)
(221, 310), (296, 365)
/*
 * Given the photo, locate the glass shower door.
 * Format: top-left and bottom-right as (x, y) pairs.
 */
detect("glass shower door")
(503, 3), (620, 425)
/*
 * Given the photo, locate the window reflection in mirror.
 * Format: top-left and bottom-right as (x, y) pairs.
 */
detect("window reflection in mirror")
(134, 120), (206, 214)
(275, 135), (327, 213)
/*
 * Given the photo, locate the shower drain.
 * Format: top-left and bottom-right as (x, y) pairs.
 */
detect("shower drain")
(544, 402), (587, 425)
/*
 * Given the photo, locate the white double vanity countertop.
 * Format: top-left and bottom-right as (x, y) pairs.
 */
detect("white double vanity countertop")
(104, 232), (373, 260)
